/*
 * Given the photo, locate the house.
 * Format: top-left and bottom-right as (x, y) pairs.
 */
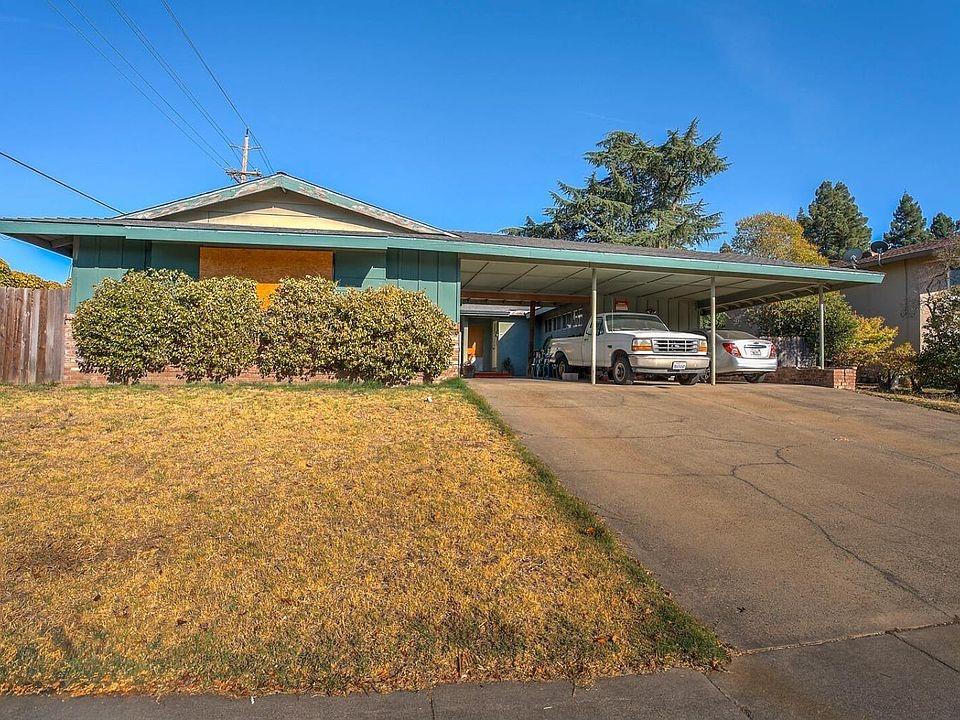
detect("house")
(0, 172), (883, 382)
(841, 237), (959, 351)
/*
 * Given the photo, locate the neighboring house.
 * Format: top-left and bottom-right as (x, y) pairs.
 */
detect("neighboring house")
(0, 172), (882, 378)
(840, 237), (959, 351)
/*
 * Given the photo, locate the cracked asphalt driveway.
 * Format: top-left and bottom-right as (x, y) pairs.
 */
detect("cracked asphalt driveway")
(469, 379), (960, 651)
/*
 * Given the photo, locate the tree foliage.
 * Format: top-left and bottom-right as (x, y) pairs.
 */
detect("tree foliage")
(883, 192), (930, 248)
(745, 292), (859, 363)
(731, 213), (827, 265)
(930, 212), (956, 240)
(72, 270), (191, 384)
(174, 277), (262, 382)
(0, 258), (60, 289)
(797, 181), (871, 260)
(835, 315), (897, 367)
(917, 289), (960, 393)
(509, 121), (728, 248)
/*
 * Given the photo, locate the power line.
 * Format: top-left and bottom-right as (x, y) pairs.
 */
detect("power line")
(45, 0), (229, 170)
(0, 150), (122, 213)
(159, 0), (275, 173)
(105, 0), (241, 163)
(59, 0), (234, 169)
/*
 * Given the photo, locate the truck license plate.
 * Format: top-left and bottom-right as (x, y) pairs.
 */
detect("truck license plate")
(671, 361), (687, 371)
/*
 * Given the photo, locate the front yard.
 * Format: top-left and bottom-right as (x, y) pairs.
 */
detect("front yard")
(0, 382), (723, 696)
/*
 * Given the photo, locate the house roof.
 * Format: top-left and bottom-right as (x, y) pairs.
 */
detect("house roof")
(835, 236), (958, 269)
(117, 172), (453, 237)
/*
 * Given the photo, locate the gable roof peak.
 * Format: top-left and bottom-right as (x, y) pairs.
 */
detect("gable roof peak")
(119, 173), (452, 236)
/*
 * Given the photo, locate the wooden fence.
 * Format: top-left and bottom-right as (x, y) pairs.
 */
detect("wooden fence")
(0, 287), (68, 384)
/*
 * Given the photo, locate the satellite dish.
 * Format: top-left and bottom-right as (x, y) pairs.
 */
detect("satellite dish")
(842, 248), (864, 263)
(870, 239), (890, 254)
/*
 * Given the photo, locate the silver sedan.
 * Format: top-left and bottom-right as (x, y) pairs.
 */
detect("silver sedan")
(702, 330), (778, 382)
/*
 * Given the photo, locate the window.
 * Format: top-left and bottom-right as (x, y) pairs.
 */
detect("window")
(606, 313), (669, 332)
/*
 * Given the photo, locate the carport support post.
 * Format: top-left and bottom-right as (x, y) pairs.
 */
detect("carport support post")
(710, 277), (717, 386)
(818, 285), (826, 369)
(590, 267), (597, 385)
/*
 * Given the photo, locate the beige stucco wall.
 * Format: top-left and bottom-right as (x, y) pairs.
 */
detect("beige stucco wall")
(165, 187), (407, 233)
(842, 257), (948, 350)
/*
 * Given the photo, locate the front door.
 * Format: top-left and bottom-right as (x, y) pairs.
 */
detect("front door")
(467, 324), (486, 371)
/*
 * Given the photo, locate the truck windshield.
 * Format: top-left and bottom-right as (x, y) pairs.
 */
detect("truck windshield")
(605, 314), (669, 332)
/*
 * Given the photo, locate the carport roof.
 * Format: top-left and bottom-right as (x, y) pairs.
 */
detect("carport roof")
(0, 217), (883, 310)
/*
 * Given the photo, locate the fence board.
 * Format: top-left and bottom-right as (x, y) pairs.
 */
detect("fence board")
(0, 287), (68, 385)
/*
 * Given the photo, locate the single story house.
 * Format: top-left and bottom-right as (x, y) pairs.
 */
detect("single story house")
(841, 237), (959, 351)
(0, 172), (884, 382)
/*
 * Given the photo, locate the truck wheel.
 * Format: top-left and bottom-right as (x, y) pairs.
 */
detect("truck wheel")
(744, 373), (766, 383)
(611, 355), (634, 385)
(555, 355), (569, 379)
(677, 373), (700, 385)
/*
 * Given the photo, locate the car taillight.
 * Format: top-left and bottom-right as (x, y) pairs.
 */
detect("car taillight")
(722, 341), (741, 357)
(769, 344), (778, 358)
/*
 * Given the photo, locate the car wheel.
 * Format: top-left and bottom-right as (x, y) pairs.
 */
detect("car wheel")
(611, 355), (634, 385)
(744, 373), (766, 384)
(677, 373), (700, 385)
(555, 355), (569, 379)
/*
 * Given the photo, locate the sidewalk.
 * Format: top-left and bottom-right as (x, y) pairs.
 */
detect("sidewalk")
(3, 624), (958, 720)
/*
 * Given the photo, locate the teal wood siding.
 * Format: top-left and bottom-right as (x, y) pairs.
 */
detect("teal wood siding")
(151, 242), (200, 278)
(70, 237), (199, 309)
(386, 249), (460, 321)
(334, 250), (387, 288)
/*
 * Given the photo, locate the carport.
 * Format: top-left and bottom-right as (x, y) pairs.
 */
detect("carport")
(454, 232), (884, 384)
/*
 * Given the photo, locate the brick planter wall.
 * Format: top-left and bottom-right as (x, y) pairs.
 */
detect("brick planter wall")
(764, 366), (858, 390)
(63, 316), (462, 386)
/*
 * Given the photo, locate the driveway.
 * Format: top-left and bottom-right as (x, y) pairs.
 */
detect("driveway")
(470, 379), (960, 717)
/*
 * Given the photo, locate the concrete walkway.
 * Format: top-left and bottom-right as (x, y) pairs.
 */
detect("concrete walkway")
(3, 380), (959, 719)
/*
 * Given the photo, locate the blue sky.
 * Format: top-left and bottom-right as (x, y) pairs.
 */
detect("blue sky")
(2, 0), (958, 281)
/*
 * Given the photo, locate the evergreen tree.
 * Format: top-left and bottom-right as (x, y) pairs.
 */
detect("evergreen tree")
(798, 181), (871, 260)
(884, 193), (930, 248)
(930, 212), (955, 240)
(509, 121), (729, 249)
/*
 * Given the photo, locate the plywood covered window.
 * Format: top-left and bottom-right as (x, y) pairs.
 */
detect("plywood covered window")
(198, 247), (333, 304)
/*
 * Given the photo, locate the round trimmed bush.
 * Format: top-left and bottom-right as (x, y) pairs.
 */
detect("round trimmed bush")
(328, 285), (455, 385)
(257, 276), (339, 381)
(72, 269), (191, 384)
(174, 276), (262, 382)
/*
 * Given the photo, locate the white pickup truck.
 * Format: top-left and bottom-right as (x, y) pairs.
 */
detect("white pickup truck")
(547, 312), (710, 385)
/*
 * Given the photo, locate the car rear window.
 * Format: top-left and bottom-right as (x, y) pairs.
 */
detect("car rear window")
(719, 331), (758, 340)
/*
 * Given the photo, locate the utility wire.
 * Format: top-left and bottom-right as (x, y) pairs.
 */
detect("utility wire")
(159, 0), (275, 173)
(45, 0), (229, 170)
(59, 0), (233, 169)
(0, 150), (122, 213)
(105, 0), (241, 162)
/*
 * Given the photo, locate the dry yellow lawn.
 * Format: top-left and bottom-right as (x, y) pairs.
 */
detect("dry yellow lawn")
(0, 382), (724, 696)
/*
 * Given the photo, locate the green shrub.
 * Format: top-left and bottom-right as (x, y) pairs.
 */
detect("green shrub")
(72, 270), (191, 384)
(328, 285), (455, 385)
(745, 292), (858, 363)
(918, 289), (960, 393)
(0, 258), (60, 289)
(174, 277), (262, 382)
(257, 276), (339, 381)
(835, 315), (897, 367)
(877, 343), (918, 391)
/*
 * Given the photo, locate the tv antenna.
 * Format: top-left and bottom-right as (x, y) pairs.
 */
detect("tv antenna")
(842, 248), (864, 265)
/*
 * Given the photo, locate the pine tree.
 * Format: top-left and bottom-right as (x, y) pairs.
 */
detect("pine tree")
(798, 181), (872, 260)
(509, 121), (729, 249)
(884, 193), (930, 248)
(930, 212), (955, 240)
